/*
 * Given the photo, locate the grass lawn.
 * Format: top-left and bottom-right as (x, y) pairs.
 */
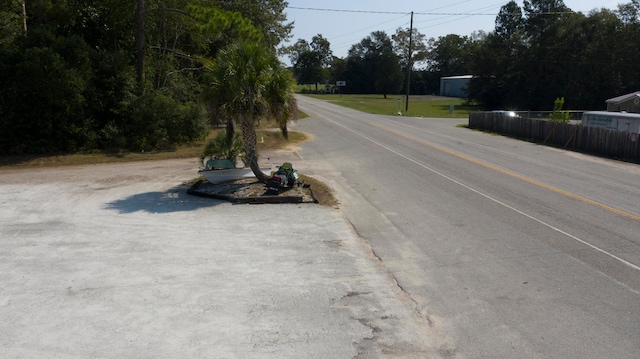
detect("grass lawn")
(302, 93), (477, 118)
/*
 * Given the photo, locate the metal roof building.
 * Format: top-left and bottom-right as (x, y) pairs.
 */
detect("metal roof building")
(439, 75), (472, 98)
(606, 91), (640, 113)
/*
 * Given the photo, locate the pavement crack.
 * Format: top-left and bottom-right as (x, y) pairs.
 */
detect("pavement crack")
(346, 215), (437, 329)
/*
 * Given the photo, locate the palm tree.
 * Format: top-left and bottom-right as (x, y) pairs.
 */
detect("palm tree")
(265, 57), (298, 140)
(203, 41), (297, 182)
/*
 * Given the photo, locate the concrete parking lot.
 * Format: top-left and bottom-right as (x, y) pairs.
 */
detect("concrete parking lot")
(0, 154), (452, 358)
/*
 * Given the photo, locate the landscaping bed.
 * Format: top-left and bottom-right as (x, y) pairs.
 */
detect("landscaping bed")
(188, 178), (318, 204)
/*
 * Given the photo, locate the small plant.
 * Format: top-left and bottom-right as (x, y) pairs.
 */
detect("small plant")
(200, 130), (244, 166)
(551, 97), (570, 123)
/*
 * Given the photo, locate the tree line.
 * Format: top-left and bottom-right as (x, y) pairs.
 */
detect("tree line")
(286, 0), (640, 111)
(4, 0), (640, 156)
(0, 0), (293, 155)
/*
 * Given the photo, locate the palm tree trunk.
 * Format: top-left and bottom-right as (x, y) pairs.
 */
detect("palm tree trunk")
(279, 123), (288, 139)
(225, 119), (235, 147)
(240, 115), (270, 182)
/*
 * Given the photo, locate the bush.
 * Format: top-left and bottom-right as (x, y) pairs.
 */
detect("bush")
(200, 130), (244, 166)
(126, 90), (208, 151)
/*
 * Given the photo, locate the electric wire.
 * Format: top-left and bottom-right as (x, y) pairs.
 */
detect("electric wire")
(283, 2), (585, 63)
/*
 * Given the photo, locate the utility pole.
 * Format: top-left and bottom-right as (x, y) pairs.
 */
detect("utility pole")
(405, 11), (413, 113)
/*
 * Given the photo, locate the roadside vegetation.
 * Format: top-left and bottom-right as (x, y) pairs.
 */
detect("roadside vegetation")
(7, 1), (640, 160)
(0, 109), (338, 207)
(0, 130), (307, 168)
(285, 1), (640, 113)
(0, 112), (308, 169)
(0, 1), (293, 156)
(8, 1), (637, 204)
(302, 93), (475, 118)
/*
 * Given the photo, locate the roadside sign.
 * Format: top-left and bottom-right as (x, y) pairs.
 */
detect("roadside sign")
(336, 81), (346, 87)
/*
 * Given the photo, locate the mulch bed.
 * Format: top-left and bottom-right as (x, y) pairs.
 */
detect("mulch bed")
(187, 178), (318, 204)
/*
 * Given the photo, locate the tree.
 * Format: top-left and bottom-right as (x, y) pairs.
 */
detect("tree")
(468, 0), (579, 110)
(294, 50), (324, 90)
(467, 2), (526, 109)
(329, 56), (346, 84)
(0, 0), (295, 155)
(212, 0), (293, 48)
(443, 0), (640, 111)
(495, 1), (524, 39)
(521, 0), (578, 109)
(286, 34), (333, 91)
(426, 34), (472, 76)
(617, 0), (640, 24)
(522, 0), (569, 36)
(615, 1), (640, 92)
(344, 31), (402, 95)
(310, 34), (332, 66)
(392, 27), (428, 70)
(203, 41), (297, 182)
(374, 50), (403, 98)
(285, 38), (309, 64)
(0, 0), (26, 45)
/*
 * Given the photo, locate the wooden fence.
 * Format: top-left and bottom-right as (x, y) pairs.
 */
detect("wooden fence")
(468, 112), (640, 162)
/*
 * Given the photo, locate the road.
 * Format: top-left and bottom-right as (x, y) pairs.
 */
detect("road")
(293, 95), (640, 358)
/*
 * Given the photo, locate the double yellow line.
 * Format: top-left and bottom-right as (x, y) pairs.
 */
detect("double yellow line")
(370, 123), (640, 223)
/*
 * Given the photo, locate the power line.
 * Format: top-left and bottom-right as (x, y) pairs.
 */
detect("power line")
(414, 3), (506, 30)
(287, 7), (409, 15)
(283, 4), (581, 63)
(418, 0), (475, 13)
(287, 6), (576, 16)
(327, 14), (408, 43)
(288, 6), (495, 15)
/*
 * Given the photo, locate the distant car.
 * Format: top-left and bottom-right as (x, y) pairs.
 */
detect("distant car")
(492, 110), (517, 117)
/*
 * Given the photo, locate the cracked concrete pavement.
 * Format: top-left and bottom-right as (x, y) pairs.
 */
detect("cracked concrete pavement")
(0, 150), (455, 358)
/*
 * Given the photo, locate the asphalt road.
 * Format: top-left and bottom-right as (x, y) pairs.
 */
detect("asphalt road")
(294, 95), (640, 358)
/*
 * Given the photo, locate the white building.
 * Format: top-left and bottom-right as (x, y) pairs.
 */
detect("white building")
(439, 75), (472, 98)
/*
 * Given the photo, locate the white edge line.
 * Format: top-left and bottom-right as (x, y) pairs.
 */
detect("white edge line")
(309, 108), (640, 273)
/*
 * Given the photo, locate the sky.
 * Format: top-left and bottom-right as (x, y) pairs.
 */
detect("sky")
(280, 0), (625, 66)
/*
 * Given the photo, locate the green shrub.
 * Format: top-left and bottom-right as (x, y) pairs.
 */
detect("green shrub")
(126, 90), (208, 151)
(200, 130), (244, 166)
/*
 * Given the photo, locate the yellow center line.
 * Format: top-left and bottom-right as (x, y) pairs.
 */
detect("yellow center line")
(369, 122), (640, 223)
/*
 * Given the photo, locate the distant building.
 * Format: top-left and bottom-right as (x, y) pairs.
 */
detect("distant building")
(606, 91), (640, 113)
(581, 111), (640, 134)
(440, 75), (472, 98)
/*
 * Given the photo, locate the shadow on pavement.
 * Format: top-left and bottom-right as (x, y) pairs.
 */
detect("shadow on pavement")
(104, 185), (225, 214)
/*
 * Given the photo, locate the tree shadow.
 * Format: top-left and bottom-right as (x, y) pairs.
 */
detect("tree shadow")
(104, 185), (226, 214)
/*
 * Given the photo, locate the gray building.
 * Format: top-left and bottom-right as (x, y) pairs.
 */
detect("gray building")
(439, 75), (472, 98)
(606, 91), (640, 113)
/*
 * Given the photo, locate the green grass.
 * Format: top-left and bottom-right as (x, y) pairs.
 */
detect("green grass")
(302, 93), (476, 118)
